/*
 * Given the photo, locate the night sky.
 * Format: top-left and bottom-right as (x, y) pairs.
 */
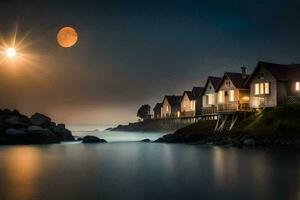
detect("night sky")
(0, 0), (300, 124)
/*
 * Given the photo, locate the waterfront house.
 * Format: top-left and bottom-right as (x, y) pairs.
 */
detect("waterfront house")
(201, 76), (222, 114)
(161, 95), (181, 118)
(215, 67), (250, 112)
(247, 61), (300, 108)
(180, 87), (204, 117)
(153, 103), (162, 119)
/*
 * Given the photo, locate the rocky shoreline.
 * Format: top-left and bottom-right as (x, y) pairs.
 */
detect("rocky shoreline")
(110, 120), (186, 132)
(154, 133), (300, 148)
(0, 109), (76, 145)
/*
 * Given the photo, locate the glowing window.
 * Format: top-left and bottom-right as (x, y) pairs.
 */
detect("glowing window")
(229, 90), (235, 102)
(208, 94), (214, 105)
(166, 105), (169, 112)
(218, 91), (224, 103)
(265, 82), (270, 94)
(255, 83), (260, 95)
(260, 83), (264, 94)
(296, 82), (300, 91)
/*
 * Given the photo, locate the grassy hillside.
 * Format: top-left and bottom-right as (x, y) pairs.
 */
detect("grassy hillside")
(232, 104), (300, 140)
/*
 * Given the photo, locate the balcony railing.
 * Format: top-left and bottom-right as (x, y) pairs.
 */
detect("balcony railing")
(217, 103), (250, 112)
(202, 107), (217, 115)
(278, 96), (300, 105)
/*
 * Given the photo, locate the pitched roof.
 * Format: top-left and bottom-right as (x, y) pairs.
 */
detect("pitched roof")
(163, 95), (181, 106)
(202, 76), (222, 94)
(216, 72), (250, 91)
(247, 61), (300, 82)
(181, 87), (204, 101)
(192, 87), (204, 97)
(153, 103), (162, 111)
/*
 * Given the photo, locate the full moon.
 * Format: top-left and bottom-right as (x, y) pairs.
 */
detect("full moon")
(57, 27), (78, 48)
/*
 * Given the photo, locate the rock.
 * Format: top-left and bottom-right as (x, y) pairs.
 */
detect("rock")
(26, 126), (59, 144)
(74, 136), (83, 141)
(82, 135), (107, 143)
(141, 139), (151, 142)
(243, 138), (256, 146)
(5, 128), (29, 144)
(4, 116), (28, 128)
(29, 113), (51, 127)
(51, 124), (74, 141)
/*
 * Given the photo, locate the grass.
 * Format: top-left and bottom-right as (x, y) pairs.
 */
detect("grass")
(232, 104), (300, 139)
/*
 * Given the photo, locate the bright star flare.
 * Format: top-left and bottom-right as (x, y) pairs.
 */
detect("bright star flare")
(6, 48), (16, 58)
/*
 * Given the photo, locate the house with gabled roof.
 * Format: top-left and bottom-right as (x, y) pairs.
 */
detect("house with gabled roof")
(161, 95), (181, 118)
(215, 67), (250, 112)
(153, 103), (162, 119)
(180, 87), (204, 117)
(247, 61), (300, 108)
(201, 76), (222, 114)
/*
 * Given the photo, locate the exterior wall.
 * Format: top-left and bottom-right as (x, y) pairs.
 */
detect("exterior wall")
(153, 108), (161, 119)
(161, 99), (171, 118)
(202, 81), (217, 107)
(249, 66), (277, 108)
(161, 99), (180, 118)
(217, 75), (250, 111)
(171, 105), (181, 118)
(195, 96), (202, 116)
(180, 93), (196, 117)
(217, 76), (238, 105)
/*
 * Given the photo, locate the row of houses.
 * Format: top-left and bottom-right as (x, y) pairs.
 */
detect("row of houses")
(153, 61), (300, 119)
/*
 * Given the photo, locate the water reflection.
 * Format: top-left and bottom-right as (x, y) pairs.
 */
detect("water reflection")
(0, 146), (41, 200)
(0, 144), (299, 200)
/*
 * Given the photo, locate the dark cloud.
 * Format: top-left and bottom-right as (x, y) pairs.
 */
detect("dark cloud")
(0, 0), (300, 124)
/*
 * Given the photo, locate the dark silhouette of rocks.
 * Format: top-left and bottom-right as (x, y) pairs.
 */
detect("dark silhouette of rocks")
(29, 113), (51, 127)
(82, 135), (107, 143)
(0, 109), (74, 145)
(140, 139), (151, 142)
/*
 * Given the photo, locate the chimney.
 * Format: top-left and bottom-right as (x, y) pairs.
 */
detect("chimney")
(241, 65), (247, 79)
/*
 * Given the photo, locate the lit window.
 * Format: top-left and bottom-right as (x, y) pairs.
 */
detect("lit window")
(260, 83), (264, 94)
(190, 101), (195, 110)
(229, 90), (234, 101)
(265, 82), (270, 94)
(166, 105), (169, 112)
(208, 94), (214, 105)
(296, 82), (300, 91)
(255, 83), (259, 95)
(218, 91), (224, 103)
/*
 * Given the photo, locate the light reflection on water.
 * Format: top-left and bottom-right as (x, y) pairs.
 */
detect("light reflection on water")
(0, 142), (299, 200)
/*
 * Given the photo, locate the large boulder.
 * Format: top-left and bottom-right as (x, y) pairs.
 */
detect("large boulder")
(27, 126), (59, 144)
(4, 115), (29, 128)
(82, 135), (107, 143)
(243, 138), (256, 146)
(51, 124), (74, 141)
(29, 113), (51, 127)
(5, 128), (29, 144)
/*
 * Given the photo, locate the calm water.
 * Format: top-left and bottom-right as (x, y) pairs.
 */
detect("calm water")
(0, 129), (299, 200)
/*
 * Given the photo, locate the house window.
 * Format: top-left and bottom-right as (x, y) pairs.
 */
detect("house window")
(190, 101), (195, 110)
(296, 82), (300, 91)
(260, 83), (264, 94)
(255, 82), (270, 95)
(255, 83), (259, 95)
(166, 105), (169, 112)
(265, 82), (270, 94)
(218, 91), (224, 103)
(207, 94), (214, 105)
(225, 80), (230, 87)
(229, 90), (235, 102)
